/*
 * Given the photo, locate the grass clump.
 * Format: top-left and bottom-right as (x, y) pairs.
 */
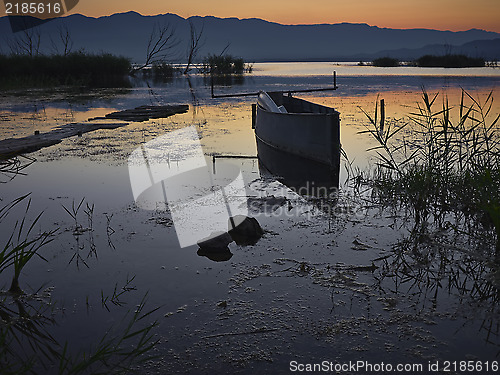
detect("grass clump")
(151, 62), (176, 77)
(0, 52), (132, 89)
(200, 54), (250, 75)
(358, 89), (500, 257)
(416, 54), (485, 68)
(0, 194), (160, 374)
(372, 57), (400, 67)
(0, 194), (55, 294)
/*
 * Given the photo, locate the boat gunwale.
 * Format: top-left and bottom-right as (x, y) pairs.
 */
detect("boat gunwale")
(256, 103), (339, 117)
(261, 92), (339, 116)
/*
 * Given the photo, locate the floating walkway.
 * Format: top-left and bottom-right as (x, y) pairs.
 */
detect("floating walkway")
(0, 104), (189, 159)
(89, 104), (189, 122)
(0, 122), (127, 159)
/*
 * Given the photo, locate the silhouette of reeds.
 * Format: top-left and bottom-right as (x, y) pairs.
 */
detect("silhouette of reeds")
(0, 194), (56, 294)
(358, 88), (499, 257)
(0, 53), (131, 88)
(416, 54), (485, 68)
(0, 195), (160, 374)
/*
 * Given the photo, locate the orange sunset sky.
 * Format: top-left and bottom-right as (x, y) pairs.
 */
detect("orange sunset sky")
(61, 0), (500, 32)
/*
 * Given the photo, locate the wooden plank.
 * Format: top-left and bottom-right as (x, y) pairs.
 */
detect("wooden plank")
(1, 104), (190, 159)
(103, 104), (189, 122)
(0, 122), (128, 159)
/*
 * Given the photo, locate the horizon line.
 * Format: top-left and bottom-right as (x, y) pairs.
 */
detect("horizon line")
(1, 10), (497, 34)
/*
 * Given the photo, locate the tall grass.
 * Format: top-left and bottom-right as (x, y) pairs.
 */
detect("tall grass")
(415, 54), (485, 68)
(57, 294), (159, 375)
(0, 195), (160, 374)
(0, 194), (56, 294)
(372, 57), (400, 67)
(200, 54), (249, 75)
(0, 53), (131, 88)
(0, 156), (35, 183)
(358, 89), (500, 257)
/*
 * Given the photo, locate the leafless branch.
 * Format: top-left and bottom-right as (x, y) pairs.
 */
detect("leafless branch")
(219, 43), (231, 57)
(132, 22), (179, 73)
(183, 20), (205, 75)
(8, 26), (41, 56)
(50, 23), (73, 56)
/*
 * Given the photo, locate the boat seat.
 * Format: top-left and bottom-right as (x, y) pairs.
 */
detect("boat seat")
(258, 91), (282, 113)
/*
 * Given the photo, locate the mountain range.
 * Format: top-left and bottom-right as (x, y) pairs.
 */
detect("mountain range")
(1, 11), (499, 63)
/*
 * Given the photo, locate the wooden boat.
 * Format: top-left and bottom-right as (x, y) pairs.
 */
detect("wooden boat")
(254, 91), (341, 189)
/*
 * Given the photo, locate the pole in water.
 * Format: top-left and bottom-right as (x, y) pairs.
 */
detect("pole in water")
(211, 74), (214, 98)
(380, 99), (385, 135)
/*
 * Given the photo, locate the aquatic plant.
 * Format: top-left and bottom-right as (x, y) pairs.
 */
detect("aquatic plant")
(62, 197), (86, 234)
(0, 52), (131, 89)
(372, 57), (400, 67)
(0, 195), (160, 374)
(151, 62), (176, 77)
(0, 194), (56, 294)
(0, 289), (159, 375)
(58, 294), (159, 375)
(358, 89), (500, 257)
(415, 54), (485, 68)
(200, 54), (250, 75)
(0, 156), (35, 183)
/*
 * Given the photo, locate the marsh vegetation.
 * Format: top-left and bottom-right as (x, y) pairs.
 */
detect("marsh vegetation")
(0, 194), (160, 374)
(0, 53), (132, 88)
(0, 63), (498, 373)
(371, 57), (400, 67)
(416, 54), (485, 68)
(357, 89), (499, 258)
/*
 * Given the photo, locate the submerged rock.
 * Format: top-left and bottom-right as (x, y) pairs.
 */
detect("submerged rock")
(197, 231), (233, 251)
(228, 215), (264, 246)
(197, 247), (233, 262)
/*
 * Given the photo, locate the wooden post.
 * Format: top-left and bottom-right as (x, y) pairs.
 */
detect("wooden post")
(380, 99), (385, 135)
(211, 74), (214, 98)
(251, 104), (257, 129)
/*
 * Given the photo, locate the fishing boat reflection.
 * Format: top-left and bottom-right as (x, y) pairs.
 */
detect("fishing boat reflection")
(257, 138), (340, 198)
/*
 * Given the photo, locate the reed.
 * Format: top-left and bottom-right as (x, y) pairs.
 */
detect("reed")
(57, 294), (160, 375)
(358, 89), (500, 257)
(0, 156), (35, 183)
(199, 54), (249, 75)
(372, 57), (400, 67)
(1, 196), (160, 374)
(0, 194), (56, 294)
(416, 54), (485, 68)
(0, 53), (131, 89)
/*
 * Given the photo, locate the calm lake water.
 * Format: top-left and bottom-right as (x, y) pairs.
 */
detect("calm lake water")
(1, 63), (499, 374)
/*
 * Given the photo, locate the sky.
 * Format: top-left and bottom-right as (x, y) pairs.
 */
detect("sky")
(2, 0), (500, 32)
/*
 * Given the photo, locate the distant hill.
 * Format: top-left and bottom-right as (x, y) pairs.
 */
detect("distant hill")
(0, 12), (499, 63)
(356, 38), (500, 62)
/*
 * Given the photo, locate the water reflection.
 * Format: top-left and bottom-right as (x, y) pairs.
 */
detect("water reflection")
(0, 155), (35, 183)
(257, 139), (339, 197)
(1, 64), (500, 372)
(197, 247), (233, 262)
(205, 74), (246, 87)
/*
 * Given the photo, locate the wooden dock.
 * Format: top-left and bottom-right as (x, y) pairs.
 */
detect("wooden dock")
(89, 104), (189, 122)
(0, 104), (190, 159)
(0, 122), (128, 159)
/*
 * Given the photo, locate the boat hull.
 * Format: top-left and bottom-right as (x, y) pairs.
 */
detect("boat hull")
(254, 93), (341, 189)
